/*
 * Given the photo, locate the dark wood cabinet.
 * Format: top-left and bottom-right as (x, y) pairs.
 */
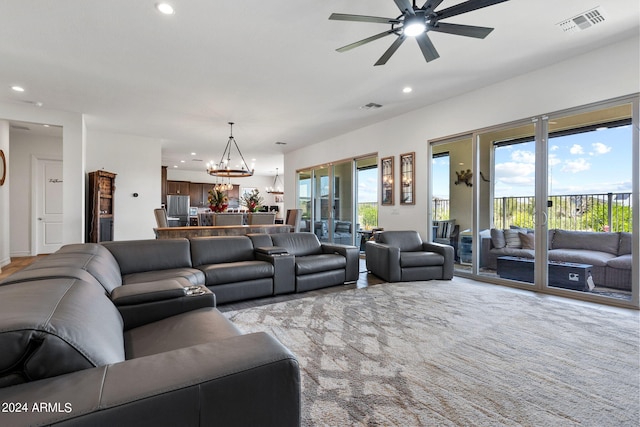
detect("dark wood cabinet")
(189, 183), (204, 207)
(161, 166), (167, 206)
(87, 170), (116, 243)
(167, 180), (190, 195)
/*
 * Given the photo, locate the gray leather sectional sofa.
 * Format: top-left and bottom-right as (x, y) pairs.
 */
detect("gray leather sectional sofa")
(481, 228), (632, 290)
(0, 232), (359, 426)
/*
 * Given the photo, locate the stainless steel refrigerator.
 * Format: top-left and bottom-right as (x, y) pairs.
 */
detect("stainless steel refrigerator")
(166, 195), (190, 226)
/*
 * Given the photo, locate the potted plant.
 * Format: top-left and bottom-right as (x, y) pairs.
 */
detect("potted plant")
(240, 188), (263, 212)
(208, 188), (229, 212)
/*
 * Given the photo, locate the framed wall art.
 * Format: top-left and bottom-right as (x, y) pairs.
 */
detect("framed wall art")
(381, 156), (394, 205)
(400, 152), (415, 205)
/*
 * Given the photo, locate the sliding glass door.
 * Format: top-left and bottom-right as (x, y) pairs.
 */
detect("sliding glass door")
(296, 155), (378, 247)
(430, 96), (638, 307)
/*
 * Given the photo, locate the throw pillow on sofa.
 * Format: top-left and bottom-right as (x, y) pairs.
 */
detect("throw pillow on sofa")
(503, 229), (522, 248)
(490, 229), (506, 249)
(519, 232), (535, 250)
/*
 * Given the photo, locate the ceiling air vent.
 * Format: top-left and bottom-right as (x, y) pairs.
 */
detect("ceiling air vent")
(557, 7), (606, 33)
(360, 102), (383, 110)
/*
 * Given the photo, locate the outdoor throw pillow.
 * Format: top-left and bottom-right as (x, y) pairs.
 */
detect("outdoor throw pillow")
(519, 232), (535, 250)
(490, 228), (506, 249)
(504, 229), (522, 248)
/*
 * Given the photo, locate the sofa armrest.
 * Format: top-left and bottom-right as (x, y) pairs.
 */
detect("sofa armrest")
(0, 332), (300, 427)
(421, 242), (454, 279)
(321, 243), (360, 282)
(255, 251), (296, 295)
(113, 281), (216, 330)
(111, 280), (187, 305)
(365, 241), (401, 282)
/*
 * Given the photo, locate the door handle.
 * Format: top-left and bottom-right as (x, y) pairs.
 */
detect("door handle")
(37, 217), (43, 221)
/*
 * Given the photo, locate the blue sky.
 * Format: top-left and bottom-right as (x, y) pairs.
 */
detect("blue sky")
(432, 124), (633, 199)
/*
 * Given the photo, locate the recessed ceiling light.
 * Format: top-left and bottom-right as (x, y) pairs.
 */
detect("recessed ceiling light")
(173, 165), (178, 168)
(402, 87), (413, 93)
(191, 152), (196, 156)
(11, 86), (25, 92)
(180, 160), (185, 163)
(43, 124), (50, 127)
(156, 2), (175, 15)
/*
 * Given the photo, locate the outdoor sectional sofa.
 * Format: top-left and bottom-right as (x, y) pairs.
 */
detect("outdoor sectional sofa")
(0, 232), (360, 426)
(480, 228), (632, 290)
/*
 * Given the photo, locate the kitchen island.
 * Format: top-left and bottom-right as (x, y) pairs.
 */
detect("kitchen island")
(153, 224), (292, 239)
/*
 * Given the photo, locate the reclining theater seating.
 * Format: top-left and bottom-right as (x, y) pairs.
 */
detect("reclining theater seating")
(249, 232), (360, 293)
(365, 230), (454, 282)
(0, 276), (300, 427)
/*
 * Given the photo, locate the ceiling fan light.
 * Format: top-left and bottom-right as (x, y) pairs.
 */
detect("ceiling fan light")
(403, 16), (426, 37)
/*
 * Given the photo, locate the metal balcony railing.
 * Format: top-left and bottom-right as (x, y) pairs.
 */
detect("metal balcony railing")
(432, 192), (633, 232)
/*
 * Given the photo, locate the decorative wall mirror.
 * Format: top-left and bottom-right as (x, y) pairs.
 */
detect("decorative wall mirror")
(381, 156), (394, 205)
(400, 152), (415, 205)
(0, 149), (6, 186)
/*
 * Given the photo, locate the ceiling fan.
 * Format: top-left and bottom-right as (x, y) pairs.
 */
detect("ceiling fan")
(329, 0), (510, 66)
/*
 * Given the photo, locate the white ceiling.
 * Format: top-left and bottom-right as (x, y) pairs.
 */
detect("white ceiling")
(1, 1), (638, 176)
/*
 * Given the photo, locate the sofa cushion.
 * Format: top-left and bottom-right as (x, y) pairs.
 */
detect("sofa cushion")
(618, 232), (631, 255)
(122, 268), (205, 286)
(490, 229), (506, 249)
(190, 236), (255, 266)
(491, 247), (535, 259)
(400, 252), (445, 268)
(103, 239), (193, 275)
(607, 254), (632, 269)
(335, 221), (351, 233)
(296, 254), (346, 276)
(0, 279), (125, 387)
(55, 243), (123, 291)
(551, 230), (619, 255)
(379, 231), (423, 252)
(503, 229), (522, 248)
(271, 232), (323, 256)
(548, 249), (615, 267)
(124, 307), (241, 359)
(199, 261), (274, 285)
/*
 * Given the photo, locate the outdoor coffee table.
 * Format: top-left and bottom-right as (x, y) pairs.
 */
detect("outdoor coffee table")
(496, 256), (593, 291)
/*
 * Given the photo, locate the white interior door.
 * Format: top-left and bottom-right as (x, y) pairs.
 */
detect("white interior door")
(35, 158), (63, 254)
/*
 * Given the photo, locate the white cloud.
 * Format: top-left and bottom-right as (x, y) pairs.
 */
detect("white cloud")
(562, 158), (590, 173)
(548, 154), (562, 166)
(569, 144), (584, 155)
(511, 150), (535, 163)
(550, 145), (559, 151)
(591, 142), (611, 155)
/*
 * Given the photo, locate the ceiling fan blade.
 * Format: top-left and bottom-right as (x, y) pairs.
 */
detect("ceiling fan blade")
(336, 30), (395, 53)
(429, 22), (494, 38)
(394, 0), (415, 14)
(375, 35), (407, 66)
(415, 32), (440, 62)
(329, 13), (399, 25)
(435, 0), (510, 21)
(421, 0), (445, 12)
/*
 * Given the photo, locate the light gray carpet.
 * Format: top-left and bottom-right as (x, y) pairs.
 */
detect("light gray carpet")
(224, 279), (640, 426)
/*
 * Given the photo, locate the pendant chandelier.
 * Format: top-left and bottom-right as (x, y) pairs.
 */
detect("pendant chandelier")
(206, 122), (254, 178)
(266, 168), (284, 195)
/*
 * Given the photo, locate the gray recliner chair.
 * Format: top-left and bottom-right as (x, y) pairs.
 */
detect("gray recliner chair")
(365, 230), (454, 282)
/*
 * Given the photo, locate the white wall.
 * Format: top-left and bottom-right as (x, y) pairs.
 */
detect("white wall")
(86, 130), (162, 241)
(0, 105), (84, 266)
(284, 36), (640, 240)
(9, 132), (63, 256)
